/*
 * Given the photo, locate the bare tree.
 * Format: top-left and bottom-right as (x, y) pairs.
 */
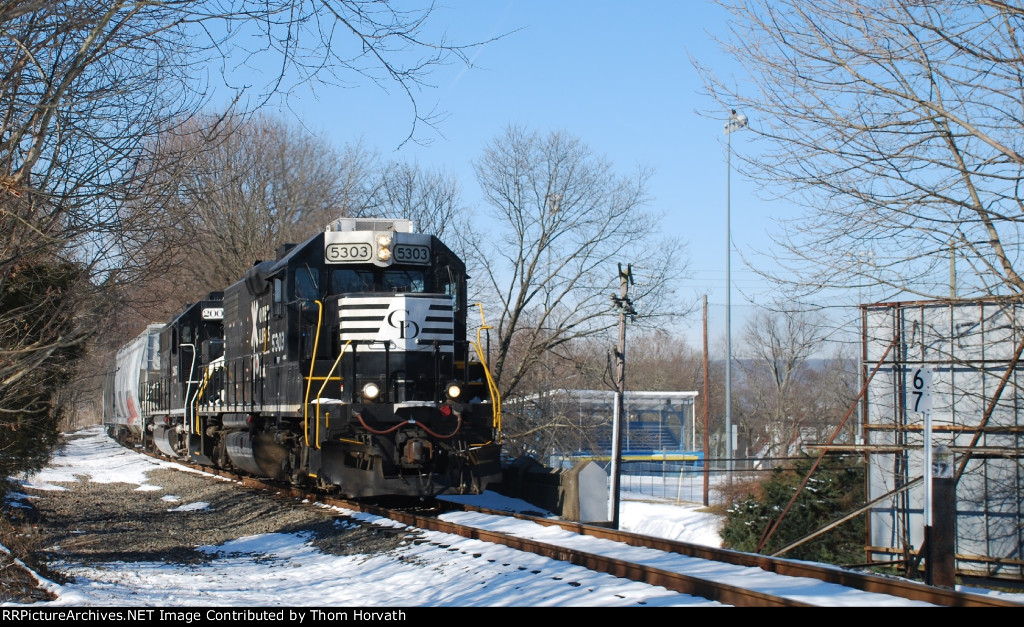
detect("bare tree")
(467, 125), (689, 457)
(3, 0), (501, 333)
(0, 1), (498, 482)
(365, 161), (462, 238)
(139, 112), (377, 302)
(627, 331), (705, 392)
(189, 1), (504, 147)
(696, 0), (1024, 304)
(696, 2), (1024, 569)
(735, 309), (831, 465)
(134, 114), (468, 314)
(0, 2), (204, 479)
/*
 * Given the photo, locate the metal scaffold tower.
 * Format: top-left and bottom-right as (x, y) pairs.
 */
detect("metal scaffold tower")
(863, 299), (1024, 583)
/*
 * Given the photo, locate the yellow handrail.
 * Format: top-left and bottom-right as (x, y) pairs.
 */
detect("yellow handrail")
(192, 362), (219, 435)
(181, 343), (197, 434)
(302, 300), (324, 448)
(313, 340), (352, 448)
(472, 303), (502, 441)
(192, 374), (207, 435)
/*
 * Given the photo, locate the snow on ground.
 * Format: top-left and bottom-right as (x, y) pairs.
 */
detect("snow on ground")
(3, 426), (1019, 607)
(4, 427), (729, 607)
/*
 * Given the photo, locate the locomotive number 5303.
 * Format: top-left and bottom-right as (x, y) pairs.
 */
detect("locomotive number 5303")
(326, 242), (372, 263)
(393, 244), (430, 264)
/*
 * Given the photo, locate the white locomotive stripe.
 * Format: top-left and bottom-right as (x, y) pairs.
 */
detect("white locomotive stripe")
(337, 294), (454, 352)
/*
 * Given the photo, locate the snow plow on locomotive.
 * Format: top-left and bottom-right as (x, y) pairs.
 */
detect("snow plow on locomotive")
(103, 218), (503, 498)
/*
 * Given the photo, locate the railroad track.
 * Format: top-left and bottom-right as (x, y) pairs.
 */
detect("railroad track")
(154, 454), (1022, 607)
(437, 501), (1022, 607)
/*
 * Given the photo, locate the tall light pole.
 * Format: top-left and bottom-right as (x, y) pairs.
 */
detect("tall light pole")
(724, 109), (747, 473)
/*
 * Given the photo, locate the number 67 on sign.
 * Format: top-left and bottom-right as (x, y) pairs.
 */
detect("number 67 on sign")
(908, 367), (933, 414)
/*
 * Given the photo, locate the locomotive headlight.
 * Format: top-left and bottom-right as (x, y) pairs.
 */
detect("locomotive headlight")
(445, 381), (463, 400)
(376, 233), (392, 261)
(362, 382), (381, 401)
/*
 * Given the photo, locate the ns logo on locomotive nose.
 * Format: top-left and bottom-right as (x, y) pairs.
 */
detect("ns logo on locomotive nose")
(387, 309), (420, 339)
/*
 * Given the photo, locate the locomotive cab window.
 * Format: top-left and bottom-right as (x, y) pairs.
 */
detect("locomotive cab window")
(331, 268), (374, 294)
(272, 275), (285, 318)
(436, 266), (462, 312)
(383, 269), (425, 293)
(295, 267), (319, 301)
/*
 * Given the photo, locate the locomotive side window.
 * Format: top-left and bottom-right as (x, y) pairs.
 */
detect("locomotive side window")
(272, 276), (284, 318)
(331, 268), (374, 293)
(436, 266), (462, 313)
(383, 269), (425, 293)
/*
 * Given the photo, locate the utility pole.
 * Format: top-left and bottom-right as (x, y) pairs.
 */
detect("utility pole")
(609, 263), (635, 529)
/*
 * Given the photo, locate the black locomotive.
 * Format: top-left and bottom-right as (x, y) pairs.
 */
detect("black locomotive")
(103, 218), (503, 498)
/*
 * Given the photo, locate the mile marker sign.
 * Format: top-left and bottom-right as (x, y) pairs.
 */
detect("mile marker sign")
(908, 367), (932, 414)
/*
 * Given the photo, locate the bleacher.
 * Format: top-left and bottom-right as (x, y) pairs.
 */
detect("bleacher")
(574, 419), (705, 471)
(591, 420), (682, 452)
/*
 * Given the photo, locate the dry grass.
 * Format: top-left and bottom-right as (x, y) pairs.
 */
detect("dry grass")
(0, 495), (58, 604)
(710, 473), (765, 513)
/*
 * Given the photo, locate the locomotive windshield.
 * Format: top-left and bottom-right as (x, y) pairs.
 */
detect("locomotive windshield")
(329, 268), (428, 294)
(382, 269), (425, 292)
(330, 268), (374, 293)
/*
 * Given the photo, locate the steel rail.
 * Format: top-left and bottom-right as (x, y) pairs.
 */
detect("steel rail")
(441, 501), (1022, 608)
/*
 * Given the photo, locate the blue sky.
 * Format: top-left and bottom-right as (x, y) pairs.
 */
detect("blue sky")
(252, 0), (807, 348)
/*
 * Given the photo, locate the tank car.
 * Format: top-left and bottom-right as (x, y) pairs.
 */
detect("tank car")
(104, 218), (503, 499)
(103, 324), (163, 445)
